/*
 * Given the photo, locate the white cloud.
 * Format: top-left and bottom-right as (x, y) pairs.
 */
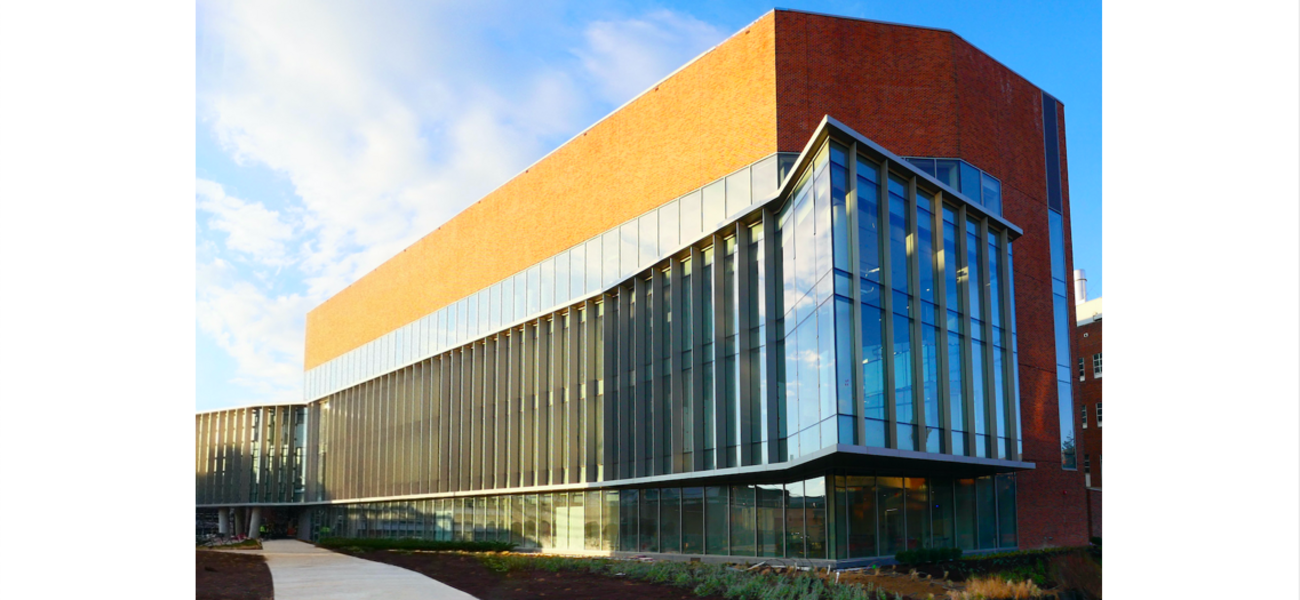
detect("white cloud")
(576, 10), (727, 105)
(196, 178), (295, 265)
(197, 258), (310, 404)
(196, 1), (729, 409)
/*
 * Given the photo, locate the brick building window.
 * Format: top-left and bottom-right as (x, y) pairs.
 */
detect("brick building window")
(1084, 454), (1091, 472)
(1081, 404), (1087, 429)
(1078, 357), (1085, 381)
(1093, 352), (1103, 377)
(1097, 403), (1102, 427)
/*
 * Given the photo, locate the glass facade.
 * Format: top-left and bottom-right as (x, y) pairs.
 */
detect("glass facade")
(304, 153), (789, 403)
(300, 471), (1015, 560)
(195, 405), (308, 505)
(199, 125), (1033, 561)
(902, 157), (1002, 216)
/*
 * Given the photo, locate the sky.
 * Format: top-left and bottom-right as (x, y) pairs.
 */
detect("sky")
(195, 0), (1101, 412)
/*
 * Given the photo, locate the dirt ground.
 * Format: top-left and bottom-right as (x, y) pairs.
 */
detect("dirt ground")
(353, 550), (728, 600)
(196, 550), (274, 600)
(832, 567), (959, 599)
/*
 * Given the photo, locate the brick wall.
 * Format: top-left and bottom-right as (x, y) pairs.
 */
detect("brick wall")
(1077, 318), (1103, 487)
(1087, 487), (1102, 539)
(772, 9), (1088, 548)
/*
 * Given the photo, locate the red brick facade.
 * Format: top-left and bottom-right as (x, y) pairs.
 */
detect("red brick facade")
(772, 10), (1089, 548)
(1077, 316), (1103, 488)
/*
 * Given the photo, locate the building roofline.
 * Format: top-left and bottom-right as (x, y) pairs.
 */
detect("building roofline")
(772, 7), (1059, 101)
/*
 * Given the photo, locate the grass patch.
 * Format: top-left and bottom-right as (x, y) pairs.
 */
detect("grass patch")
(318, 537), (516, 553)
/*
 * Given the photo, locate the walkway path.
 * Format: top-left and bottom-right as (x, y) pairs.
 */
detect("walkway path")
(256, 539), (477, 600)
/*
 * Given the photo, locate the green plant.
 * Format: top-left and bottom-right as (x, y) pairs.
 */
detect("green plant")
(317, 537), (516, 553)
(995, 561), (1049, 586)
(456, 552), (945, 600)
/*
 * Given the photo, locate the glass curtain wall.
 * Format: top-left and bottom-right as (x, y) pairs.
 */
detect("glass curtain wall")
(837, 143), (1021, 461)
(194, 406), (308, 505)
(777, 143), (853, 460)
(304, 471), (1015, 559)
(256, 134), (1028, 509)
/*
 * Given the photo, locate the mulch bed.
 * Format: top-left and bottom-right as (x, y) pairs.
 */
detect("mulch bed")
(352, 550), (727, 600)
(902, 547), (1098, 584)
(196, 550), (274, 600)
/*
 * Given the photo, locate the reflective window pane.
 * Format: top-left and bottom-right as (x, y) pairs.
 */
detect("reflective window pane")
(585, 238), (602, 294)
(752, 155), (779, 201)
(620, 221), (638, 278)
(702, 180), (725, 230)
(639, 213), (658, 268)
(570, 245), (585, 300)
(659, 201), (680, 254)
(959, 162), (982, 202)
(681, 190), (703, 243)
(602, 230), (620, 287)
(726, 169), (751, 217)
(981, 173), (1002, 215)
(934, 160), (959, 189)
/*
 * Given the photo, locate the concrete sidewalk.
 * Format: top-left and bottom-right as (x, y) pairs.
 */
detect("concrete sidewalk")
(255, 539), (477, 600)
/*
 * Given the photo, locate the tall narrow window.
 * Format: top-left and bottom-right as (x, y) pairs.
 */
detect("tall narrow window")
(1081, 404), (1088, 429)
(1093, 353), (1103, 377)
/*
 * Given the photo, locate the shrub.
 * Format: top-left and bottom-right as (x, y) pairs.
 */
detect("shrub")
(948, 576), (1048, 600)
(994, 561), (1049, 587)
(896, 546), (962, 564)
(317, 537), (516, 553)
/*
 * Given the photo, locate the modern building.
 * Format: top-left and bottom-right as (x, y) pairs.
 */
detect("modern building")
(196, 9), (1090, 563)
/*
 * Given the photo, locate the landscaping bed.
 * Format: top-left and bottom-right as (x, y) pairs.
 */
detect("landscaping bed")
(349, 550), (726, 600)
(900, 546), (1100, 588)
(348, 549), (957, 600)
(331, 539), (1100, 600)
(196, 550), (274, 600)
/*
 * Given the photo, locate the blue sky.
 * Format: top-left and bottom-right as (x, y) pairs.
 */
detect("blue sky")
(196, 0), (1100, 411)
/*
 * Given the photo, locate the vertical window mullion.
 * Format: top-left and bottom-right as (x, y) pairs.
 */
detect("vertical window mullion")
(877, 160), (897, 449)
(735, 223), (756, 465)
(761, 209), (782, 464)
(669, 257), (687, 472)
(978, 219), (998, 459)
(997, 230), (1020, 460)
(955, 204), (977, 458)
(907, 177), (927, 452)
(845, 143), (866, 447)
(934, 193), (953, 454)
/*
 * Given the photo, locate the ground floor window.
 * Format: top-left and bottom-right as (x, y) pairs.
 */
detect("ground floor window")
(302, 470), (1018, 560)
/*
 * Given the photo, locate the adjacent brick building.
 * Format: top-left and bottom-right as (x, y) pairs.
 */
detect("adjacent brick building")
(197, 9), (1090, 559)
(1073, 272), (1101, 539)
(1074, 278), (1102, 489)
